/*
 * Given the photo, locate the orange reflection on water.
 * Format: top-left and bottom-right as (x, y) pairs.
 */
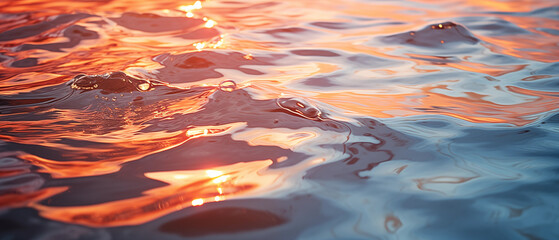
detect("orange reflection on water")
(462, 0), (551, 12)
(0, 73), (68, 94)
(1, 0), (207, 15)
(313, 84), (559, 126)
(33, 160), (278, 227)
(178, 0), (203, 15)
(7, 123), (241, 179)
(1, 0), (559, 231)
(444, 61), (527, 77)
(405, 53), (528, 77)
(193, 34), (226, 51)
(478, 33), (559, 63)
(0, 187), (67, 209)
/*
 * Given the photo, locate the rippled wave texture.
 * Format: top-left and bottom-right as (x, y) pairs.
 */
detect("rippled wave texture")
(1, 0), (559, 239)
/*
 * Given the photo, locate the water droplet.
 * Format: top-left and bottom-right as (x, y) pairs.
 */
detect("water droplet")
(219, 80), (237, 92)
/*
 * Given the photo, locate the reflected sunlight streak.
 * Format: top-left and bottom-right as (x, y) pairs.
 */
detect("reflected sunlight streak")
(33, 160), (280, 227)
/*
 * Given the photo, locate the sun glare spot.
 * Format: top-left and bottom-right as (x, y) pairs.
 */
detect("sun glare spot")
(194, 42), (206, 51)
(186, 128), (204, 137)
(212, 175), (229, 183)
(178, 1), (202, 12)
(191, 198), (204, 206)
(212, 38), (224, 48)
(178, 1), (204, 18)
(193, 35), (226, 50)
(205, 19), (217, 28)
(206, 170), (223, 178)
(173, 174), (189, 179)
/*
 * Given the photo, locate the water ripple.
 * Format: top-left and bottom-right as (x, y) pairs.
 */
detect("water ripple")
(1, 0), (558, 239)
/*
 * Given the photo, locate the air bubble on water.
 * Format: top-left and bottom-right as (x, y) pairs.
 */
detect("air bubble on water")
(219, 80), (237, 92)
(71, 74), (101, 90)
(277, 97), (321, 120)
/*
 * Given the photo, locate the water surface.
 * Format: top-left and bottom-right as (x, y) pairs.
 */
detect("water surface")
(1, 0), (559, 239)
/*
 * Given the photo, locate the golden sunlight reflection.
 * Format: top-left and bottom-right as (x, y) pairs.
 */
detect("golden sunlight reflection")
(178, 1), (218, 29)
(313, 85), (559, 126)
(193, 34), (226, 51)
(212, 175), (230, 184)
(33, 160), (281, 227)
(2, 0), (559, 235)
(204, 18), (217, 28)
(178, 1), (203, 17)
(253, 81), (559, 126)
(0, 186), (68, 209)
(206, 170), (224, 178)
(247, 82), (559, 126)
(12, 123), (245, 180)
(191, 198), (204, 206)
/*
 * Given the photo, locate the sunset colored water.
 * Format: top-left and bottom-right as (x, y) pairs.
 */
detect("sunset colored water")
(1, 0), (558, 239)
